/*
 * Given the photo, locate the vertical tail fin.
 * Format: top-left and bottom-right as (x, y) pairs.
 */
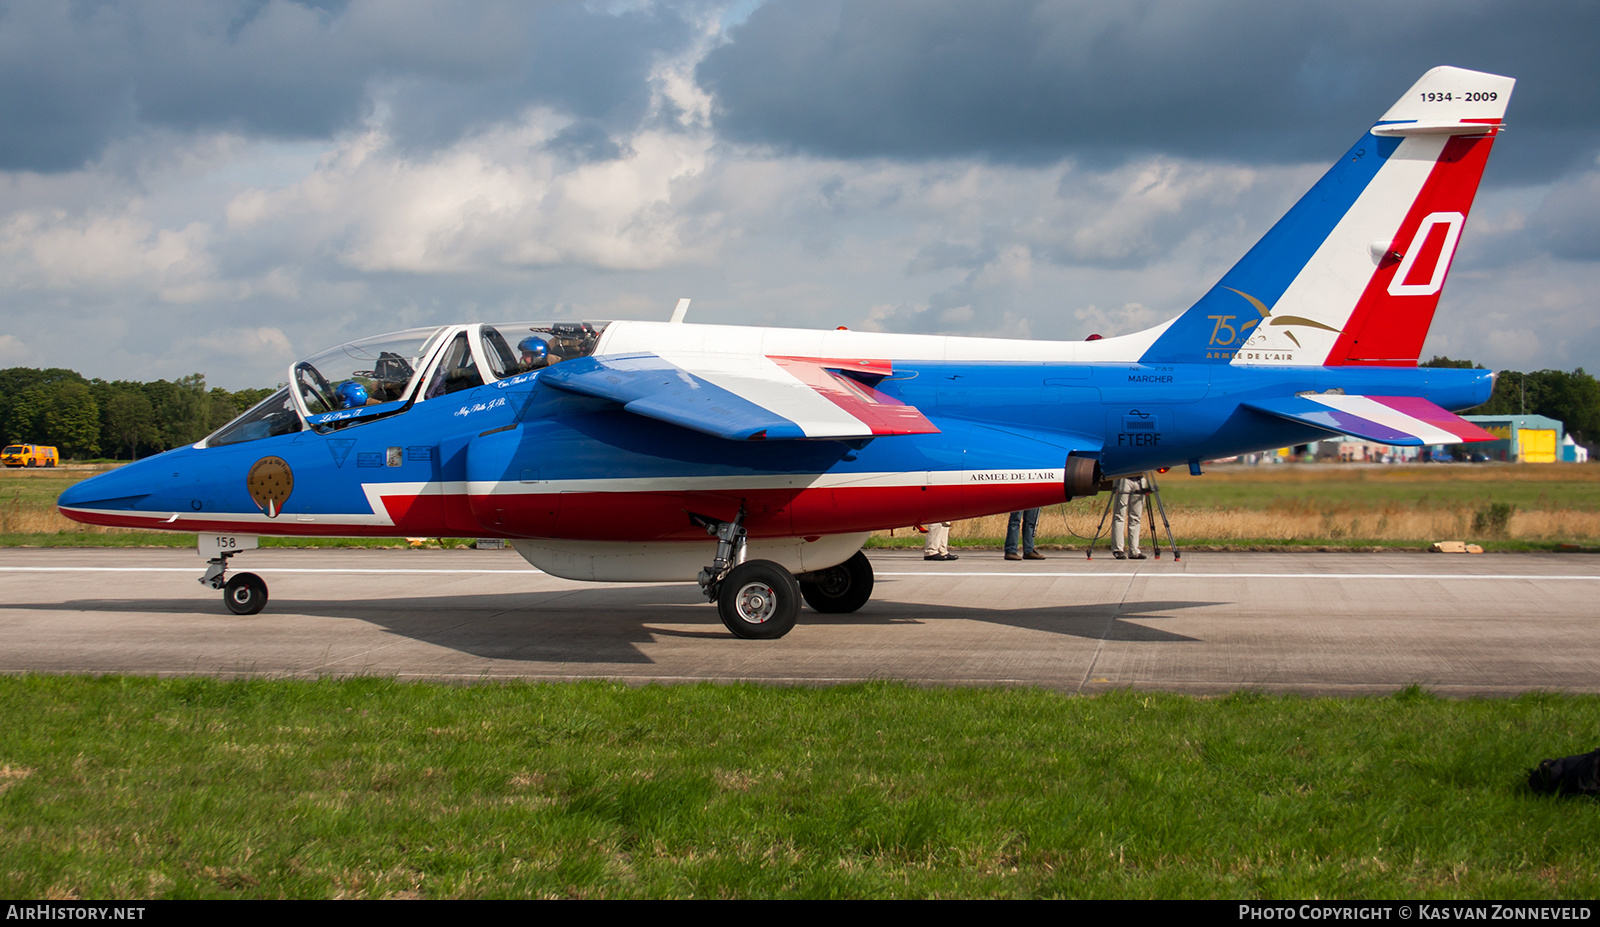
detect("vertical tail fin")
(1140, 66), (1514, 367)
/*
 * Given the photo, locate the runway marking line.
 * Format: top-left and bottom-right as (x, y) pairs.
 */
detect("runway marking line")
(3, 567), (1599, 581)
(0, 567), (544, 574)
(879, 572), (1600, 580)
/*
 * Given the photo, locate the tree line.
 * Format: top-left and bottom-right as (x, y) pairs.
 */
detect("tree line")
(0, 368), (275, 460)
(1421, 358), (1600, 448)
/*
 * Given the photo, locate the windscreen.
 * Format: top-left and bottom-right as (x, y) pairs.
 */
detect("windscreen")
(205, 387), (304, 447)
(293, 326), (448, 417)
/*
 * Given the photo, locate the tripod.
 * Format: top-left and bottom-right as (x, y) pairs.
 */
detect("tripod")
(1086, 471), (1181, 561)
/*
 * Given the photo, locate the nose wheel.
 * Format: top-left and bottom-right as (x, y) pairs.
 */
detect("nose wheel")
(198, 535), (267, 615)
(223, 572), (269, 615)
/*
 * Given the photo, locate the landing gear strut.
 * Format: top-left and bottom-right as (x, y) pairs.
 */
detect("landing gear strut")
(695, 504), (801, 639)
(199, 535), (268, 615)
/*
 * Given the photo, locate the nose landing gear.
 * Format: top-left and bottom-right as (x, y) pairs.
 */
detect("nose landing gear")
(199, 535), (268, 615)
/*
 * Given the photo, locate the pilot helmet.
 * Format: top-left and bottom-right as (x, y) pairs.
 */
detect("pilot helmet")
(336, 381), (369, 409)
(518, 336), (550, 363)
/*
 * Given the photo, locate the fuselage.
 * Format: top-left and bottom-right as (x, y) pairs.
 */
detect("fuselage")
(58, 319), (1494, 545)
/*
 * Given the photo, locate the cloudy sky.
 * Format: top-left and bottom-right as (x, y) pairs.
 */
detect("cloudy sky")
(1, 0), (1596, 388)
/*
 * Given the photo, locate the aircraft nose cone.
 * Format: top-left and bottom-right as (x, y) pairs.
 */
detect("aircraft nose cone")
(57, 460), (156, 512)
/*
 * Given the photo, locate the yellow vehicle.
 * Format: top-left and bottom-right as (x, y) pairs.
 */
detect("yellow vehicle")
(2, 445), (58, 468)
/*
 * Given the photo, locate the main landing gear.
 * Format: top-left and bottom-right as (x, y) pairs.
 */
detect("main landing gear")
(199, 535), (268, 615)
(798, 551), (874, 614)
(695, 506), (875, 639)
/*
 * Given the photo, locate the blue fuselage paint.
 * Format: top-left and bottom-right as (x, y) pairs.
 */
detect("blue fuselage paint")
(60, 361), (1495, 531)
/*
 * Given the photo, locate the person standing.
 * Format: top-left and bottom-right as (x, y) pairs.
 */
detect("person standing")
(923, 522), (957, 561)
(1112, 476), (1149, 560)
(1005, 508), (1045, 561)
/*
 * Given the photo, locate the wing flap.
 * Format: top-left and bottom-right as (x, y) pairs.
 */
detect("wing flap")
(539, 352), (938, 441)
(1242, 394), (1496, 446)
(765, 355), (937, 437)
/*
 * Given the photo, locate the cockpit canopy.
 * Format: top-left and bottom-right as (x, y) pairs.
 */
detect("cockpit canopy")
(201, 321), (610, 448)
(295, 326), (446, 417)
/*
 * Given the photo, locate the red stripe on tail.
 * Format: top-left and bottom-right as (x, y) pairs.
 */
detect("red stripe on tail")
(1326, 130), (1499, 366)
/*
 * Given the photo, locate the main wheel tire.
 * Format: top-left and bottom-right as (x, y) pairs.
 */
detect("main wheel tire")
(799, 550), (874, 614)
(717, 560), (800, 639)
(223, 572), (269, 615)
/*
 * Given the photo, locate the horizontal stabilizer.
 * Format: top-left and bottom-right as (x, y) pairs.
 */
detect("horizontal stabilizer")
(1242, 394), (1496, 446)
(539, 352), (938, 441)
(1369, 120), (1504, 137)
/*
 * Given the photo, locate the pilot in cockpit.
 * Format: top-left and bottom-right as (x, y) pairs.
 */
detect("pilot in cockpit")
(336, 381), (370, 409)
(518, 336), (560, 371)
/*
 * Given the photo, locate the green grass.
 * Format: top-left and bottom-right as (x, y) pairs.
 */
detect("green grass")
(0, 470), (85, 507)
(2, 676), (1598, 899)
(1154, 464), (1600, 511)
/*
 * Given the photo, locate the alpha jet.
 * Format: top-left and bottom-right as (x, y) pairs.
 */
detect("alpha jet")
(60, 66), (1509, 638)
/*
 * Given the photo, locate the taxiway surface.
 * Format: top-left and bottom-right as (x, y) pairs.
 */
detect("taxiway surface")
(1, 547), (1594, 695)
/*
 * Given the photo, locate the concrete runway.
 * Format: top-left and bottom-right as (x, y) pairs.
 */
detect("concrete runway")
(1, 547), (1596, 696)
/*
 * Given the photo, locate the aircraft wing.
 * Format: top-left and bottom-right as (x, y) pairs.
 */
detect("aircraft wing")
(538, 352), (939, 441)
(1242, 395), (1497, 446)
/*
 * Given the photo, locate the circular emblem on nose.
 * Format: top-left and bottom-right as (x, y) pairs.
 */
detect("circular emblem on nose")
(247, 456), (293, 518)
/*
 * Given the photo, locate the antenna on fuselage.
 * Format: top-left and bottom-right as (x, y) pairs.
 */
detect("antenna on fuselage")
(669, 297), (691, 324)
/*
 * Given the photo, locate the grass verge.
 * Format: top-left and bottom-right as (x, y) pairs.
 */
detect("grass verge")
(1, 676), (1597, 899)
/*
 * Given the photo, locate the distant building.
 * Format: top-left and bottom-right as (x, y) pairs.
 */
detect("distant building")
(1293, 416), (1580, 464)
(1460, 414), (1564, 463)
(1312, 439), (1417, 463)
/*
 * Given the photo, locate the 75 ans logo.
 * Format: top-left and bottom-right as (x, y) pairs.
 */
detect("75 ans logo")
(1207, 314), (1252, 347)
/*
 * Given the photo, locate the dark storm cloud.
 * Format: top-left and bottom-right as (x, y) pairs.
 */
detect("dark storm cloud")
(698, 0), (1600, 180)
(1533, 170), (1600, 261)
(380, 3), (695, 154)
(0, 0), (696, 172)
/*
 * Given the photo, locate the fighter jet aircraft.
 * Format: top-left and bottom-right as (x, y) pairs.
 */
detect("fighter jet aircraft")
(59, 66), (1511, 638)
